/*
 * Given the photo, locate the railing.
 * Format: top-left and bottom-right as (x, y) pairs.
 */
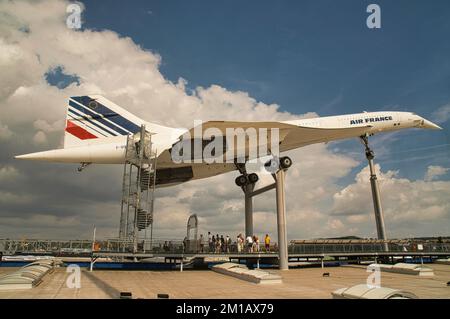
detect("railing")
(0, 239), (93, 255)
(1, 238), (449, 256)
(288, 242), (450, 254)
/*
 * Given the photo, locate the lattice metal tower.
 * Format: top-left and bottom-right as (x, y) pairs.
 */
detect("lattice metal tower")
(119, 125), (157, 253)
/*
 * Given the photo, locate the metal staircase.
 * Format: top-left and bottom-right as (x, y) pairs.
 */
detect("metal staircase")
(118, 125), (157, 253)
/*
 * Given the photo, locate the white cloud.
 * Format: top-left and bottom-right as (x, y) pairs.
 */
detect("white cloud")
(33, 119), (64, 133)
(0, 122), (12, 139)
(431, 103), (450, 124)
(424, 165), (449, 181)
(0, 165), (20, 183)
(0, 191), (34, 205)
(0, 214), (80, 228)
(327, 218), (345, 231)
(32, 130), (47, 144)
(332, 164), (450, 237)
(0, 165), (20, 182)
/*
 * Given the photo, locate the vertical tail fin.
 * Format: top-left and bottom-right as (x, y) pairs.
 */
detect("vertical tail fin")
(64, 95), (144, 148)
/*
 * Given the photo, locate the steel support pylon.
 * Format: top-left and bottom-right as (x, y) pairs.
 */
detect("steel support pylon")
(244, 183), (255, 238)
(275, 168), (289, 270)
(361, 135), (389, 252)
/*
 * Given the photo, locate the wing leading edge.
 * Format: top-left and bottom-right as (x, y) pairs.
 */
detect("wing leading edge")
(178, 120), (373, 152)
(157, 121), (372, 166)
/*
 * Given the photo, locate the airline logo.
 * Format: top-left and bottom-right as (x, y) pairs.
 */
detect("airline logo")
(65, 96), (141, 140)
(350, 116), (393, 125)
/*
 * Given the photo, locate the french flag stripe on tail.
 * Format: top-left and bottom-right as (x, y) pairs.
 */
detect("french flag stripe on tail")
(67, 113), (109, 137)
(65, 120), (98, 140)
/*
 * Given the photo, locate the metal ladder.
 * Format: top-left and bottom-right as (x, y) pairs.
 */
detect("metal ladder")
(118, 125), (157, 253)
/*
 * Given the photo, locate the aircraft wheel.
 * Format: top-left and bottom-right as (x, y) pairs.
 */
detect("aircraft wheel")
(235, 175), (248, 187)
(264, 157), (279, 173)
(280, 156), (292, 169)
(248, 173), (259, 184)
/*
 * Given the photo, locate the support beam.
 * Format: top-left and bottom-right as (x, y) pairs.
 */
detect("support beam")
(89, 256), (98, 272)
(275, 168), (289, 270)
(361, 135), (389, 252)
(250, 183), (276, 197)
(244, 183), (255, 238)
(237, 156), (291, 270)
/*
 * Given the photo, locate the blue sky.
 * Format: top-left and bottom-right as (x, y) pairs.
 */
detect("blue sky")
(77, 0), (450, 181)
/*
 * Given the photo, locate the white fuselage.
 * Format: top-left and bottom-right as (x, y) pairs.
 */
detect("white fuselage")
(15, 111), (438, 166)
(288, 111), (414, 132)
(278, 111), (415, 152)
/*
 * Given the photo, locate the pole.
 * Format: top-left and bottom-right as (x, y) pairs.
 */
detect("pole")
(181, 245), (184, 272)
(91, 225), (96, 251)
(150, 148), (157, 252)
(275, 169), (289, 270)
(362, 136), (389, 252)
(244, 183), (255, 238)
(90, 225), (96, 272)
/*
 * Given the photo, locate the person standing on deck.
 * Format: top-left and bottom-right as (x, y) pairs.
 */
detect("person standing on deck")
(264, 234), (271, 252)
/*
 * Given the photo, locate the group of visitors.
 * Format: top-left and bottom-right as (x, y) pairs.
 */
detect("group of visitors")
(202, 232), (232, 253)
(197, 232), (272, 253)
(166, 233), (272, 253)
(236, 234), (271, 253)
(162, 241), (173, 252)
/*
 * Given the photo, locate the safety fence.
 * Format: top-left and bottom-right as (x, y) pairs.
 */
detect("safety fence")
(1, 238), (449, 256)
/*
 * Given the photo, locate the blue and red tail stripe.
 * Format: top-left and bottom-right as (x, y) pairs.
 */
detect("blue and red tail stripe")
(70, 96), (141, 135)
(67, 105), (118, 137)
(66, 112), (109, 138)
(65, 120), (99, 140)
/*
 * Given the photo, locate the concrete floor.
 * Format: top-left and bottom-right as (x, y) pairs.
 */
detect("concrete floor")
(0, 264), (449, 299)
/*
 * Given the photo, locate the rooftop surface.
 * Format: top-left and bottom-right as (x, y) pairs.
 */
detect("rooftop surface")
(0, 264), (449, 299)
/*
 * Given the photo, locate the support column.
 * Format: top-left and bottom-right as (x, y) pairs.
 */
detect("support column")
(244, 183), (254, 238)
(275, 169), (289, 270)
(362, 136), (389, 252)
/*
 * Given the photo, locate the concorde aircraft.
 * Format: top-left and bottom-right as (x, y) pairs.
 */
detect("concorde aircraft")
(15, 95), (441, 187)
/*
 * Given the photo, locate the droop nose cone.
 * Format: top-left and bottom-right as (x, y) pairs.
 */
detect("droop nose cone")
(422, 119), (442, 130)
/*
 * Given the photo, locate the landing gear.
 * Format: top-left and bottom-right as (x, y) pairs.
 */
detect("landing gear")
(264, 156), (292, 172)
(235, 172), (258, 186)
(235, 175), (248, 187)
(264, 157), (279, 172)
(234, 160), (260, 187)
(279, 156), (292, 169)
(236, 156), (292, 186)
(248, 173), (259, 184)
(77, 162), (91, 172)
